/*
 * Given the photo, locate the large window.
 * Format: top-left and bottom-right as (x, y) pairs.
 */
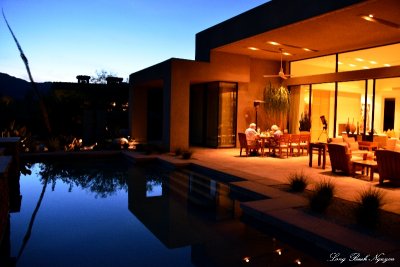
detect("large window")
(375, 78), (400, 136)
(310, 83), (335, 143)
(291, 55), (336, 76)
(338, 43), (400, 72)
(289, 43), (400, 142)
(337, 81), (367, 137)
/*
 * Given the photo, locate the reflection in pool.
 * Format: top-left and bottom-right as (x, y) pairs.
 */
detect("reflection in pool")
(3, 156), (328, 267)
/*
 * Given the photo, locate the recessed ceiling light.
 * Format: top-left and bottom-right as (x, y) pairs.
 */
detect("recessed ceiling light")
(268, 41), (280, 46)
(282, 52), (291, 56)
(360, 14), (400, 29)
(363, 66), (370, 69)
(247, 47), (259, 51)
(370, 61), (377, 64)
(302, 48), (312, 52)
(355, 58), (364, 62)
(349, 64), (356, 67)
(338, 61), (343, 65)
(361, 14), (375, 22)
(384, 63), (391, 67)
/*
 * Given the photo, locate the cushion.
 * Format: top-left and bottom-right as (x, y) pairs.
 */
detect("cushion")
(348, 141), (359, 151)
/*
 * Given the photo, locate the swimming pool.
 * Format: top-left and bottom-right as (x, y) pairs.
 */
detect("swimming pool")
(3, 156), (328, 267)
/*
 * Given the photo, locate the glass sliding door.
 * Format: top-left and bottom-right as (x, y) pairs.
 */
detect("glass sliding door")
(310, 83), (335, 143)
(189, 81), (237, 148)
(218, 82), (237, 147)
(374, 77), (400, 138)
(337, 81), (365, 138)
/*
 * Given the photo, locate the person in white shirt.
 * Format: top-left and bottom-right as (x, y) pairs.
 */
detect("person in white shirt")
(245, 123), (260, 146)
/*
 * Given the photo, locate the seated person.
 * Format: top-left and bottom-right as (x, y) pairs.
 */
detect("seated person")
(245, 123), (260, 146)
(271, 124), (283, 139)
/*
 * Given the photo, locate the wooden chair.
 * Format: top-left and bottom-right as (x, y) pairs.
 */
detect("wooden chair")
(276, 133), (291, 158)
(299, 133), (310, 155)
(327, 143), (356, 175)
(238, 133), (259, 157)
(376, 149), (400, 185)
(289, 134), (301, 156)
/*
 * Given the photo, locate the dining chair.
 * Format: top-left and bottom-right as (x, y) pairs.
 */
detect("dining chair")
(238, 133), (259, 157)
(289, 134), (301, 156)
(299, 133), (310, 155)
(276, 133), (291, 158)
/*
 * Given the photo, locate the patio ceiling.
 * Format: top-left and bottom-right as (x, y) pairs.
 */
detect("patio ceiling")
(212, 0), (400, 62)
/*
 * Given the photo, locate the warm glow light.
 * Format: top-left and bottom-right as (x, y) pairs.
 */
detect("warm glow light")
(338, 61), (343, 65)
(282, 52), (291, 56)
(361, 14), (375, 22)
(349, 63), (356, 67)
(370, 60), (377, 64)
(384, 63), (391, 67)
(243, 257), (250, 263)
(362, 66), (370, 69)
(275, 249), (282, 255)
(268, 41), (280, 46)
(247, 47), (259, 51)
(302, 48), (311, 52)
(355, 58), (364, 62)
(295, 259), (302, 265)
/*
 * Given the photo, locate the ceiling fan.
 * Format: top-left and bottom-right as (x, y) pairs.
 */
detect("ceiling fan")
(263, 48), (291, 80)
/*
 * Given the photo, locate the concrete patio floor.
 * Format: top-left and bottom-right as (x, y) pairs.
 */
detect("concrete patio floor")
(181, 147), (400, 215)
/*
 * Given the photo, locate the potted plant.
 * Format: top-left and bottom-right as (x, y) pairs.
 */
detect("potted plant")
(263, 82), (290, 129)
(299, 112), (311, 132)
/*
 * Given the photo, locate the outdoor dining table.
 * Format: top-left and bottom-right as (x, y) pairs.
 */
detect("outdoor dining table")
(259, 135), (277, 157)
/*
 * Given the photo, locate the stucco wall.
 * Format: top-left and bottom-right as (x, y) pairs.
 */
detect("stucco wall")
(130, 52), (279, 151)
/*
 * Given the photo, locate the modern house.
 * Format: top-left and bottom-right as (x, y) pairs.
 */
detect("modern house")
(129, 0), (400, 152)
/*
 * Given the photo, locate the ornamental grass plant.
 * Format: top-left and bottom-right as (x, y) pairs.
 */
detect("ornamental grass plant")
(309, 179), (335, 213)
(287, 170), (309, 192)
(355, 187), (386, 228)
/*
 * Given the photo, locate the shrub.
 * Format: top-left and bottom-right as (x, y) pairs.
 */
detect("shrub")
(174, 147), (182, 156)
(47, 137), (61, 152)
(355, 187), (385, 228)
(309, 179), (335, 213)
(288, 171), (309, 192)
(181, 150), (193, 159)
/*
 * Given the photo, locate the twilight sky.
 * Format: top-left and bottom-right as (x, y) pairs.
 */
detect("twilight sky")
(0, 0), (267, 83)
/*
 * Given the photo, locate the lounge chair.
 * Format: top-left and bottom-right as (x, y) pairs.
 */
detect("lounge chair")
(375, 149), (400, 185)
(327, 143), (356, 175)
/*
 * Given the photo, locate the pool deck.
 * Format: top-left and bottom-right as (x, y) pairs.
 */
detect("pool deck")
(123, 147), (400, 263)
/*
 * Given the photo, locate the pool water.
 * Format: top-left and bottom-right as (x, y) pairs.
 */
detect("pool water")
(3, 157), (328, 267)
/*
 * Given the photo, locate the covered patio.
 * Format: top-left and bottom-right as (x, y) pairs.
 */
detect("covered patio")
(170, 147), (400, 215)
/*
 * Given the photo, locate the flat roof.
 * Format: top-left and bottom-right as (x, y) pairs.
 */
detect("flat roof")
(195, 0), (400, 62)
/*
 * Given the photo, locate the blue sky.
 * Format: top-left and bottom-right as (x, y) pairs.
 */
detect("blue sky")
(0, 0), (267, 82)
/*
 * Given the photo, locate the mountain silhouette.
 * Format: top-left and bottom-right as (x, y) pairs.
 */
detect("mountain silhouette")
(0, 72), (51, 100)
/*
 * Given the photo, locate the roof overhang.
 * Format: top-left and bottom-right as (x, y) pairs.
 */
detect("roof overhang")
(196, 0), (400, 62)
